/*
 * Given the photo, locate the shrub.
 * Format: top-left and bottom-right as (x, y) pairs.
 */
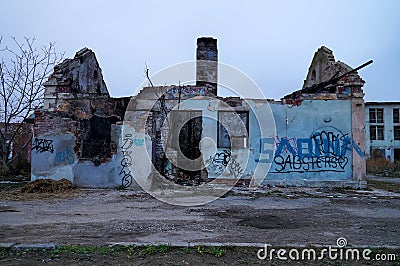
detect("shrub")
(366, 158), (400, 177)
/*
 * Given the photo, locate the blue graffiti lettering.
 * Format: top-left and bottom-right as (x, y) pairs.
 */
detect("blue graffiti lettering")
(133, 137), (144, 146)
(296, 138), (313, 158)
(257, 137), (274, 163)
(55, 147), (74, 165)
(258, 130), (359, 173)
(275, 137), (297, 156)
(352, 140), (365, 158)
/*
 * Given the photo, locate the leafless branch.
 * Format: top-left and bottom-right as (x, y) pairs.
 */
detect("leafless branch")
(144, 62), (154, 87)
(0, 36), (63, 171)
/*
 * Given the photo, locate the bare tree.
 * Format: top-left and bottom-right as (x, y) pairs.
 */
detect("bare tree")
(0, 36), (63, 174)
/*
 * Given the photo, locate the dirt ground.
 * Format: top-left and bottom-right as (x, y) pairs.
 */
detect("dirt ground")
(0, 178), (399, 265)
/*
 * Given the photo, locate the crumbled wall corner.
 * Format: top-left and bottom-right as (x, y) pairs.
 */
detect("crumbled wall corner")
(32, 46), (133, 186)
(282, 98), (303, 106)
(284, 46), (367, 102)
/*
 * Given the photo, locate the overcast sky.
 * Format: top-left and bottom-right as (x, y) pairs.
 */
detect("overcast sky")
(1, 0), (399, 101)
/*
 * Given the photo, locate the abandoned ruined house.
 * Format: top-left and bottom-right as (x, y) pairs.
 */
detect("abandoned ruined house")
(31, 38), (368, 188)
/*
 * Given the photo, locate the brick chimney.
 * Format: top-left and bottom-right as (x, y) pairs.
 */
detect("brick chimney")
(196, 37), (218, 95)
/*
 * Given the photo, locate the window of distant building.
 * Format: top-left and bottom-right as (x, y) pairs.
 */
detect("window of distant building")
(370, 148), (385, 159)
(370, 125), (384, 140)
(393, 108), (399, 123)
(394, 149), (400, 162)
(394, 126), (400, 141)
(369, 108), (384, 140)
(394, 109), (400, 141)
(369, 108), (384, 123)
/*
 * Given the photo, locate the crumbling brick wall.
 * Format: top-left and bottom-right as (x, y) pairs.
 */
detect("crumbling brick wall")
(32, 48), (130, 186)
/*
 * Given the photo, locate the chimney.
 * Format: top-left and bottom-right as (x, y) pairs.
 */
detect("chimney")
(196, 37), (218, 95)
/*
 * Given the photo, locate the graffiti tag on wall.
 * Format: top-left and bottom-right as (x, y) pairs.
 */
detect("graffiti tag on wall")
(119, 134), (135, 188)
(133, 137), (144, 146)
(166, 86), (205, 99)
(206, 149), (244, 178)
(55, 147), (74, 165)
(32, 138), (54, 153)
(258, 130), (357, 173)
(207, 150), (231, 175)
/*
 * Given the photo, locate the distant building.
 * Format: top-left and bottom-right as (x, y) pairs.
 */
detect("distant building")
(0, 122), (32, 166)
(365, 102), (400, 162)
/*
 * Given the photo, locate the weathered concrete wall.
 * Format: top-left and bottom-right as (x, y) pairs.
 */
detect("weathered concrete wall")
(31, 124), (144, 188)
(73, 124), (122, 188)
(31, 133), (77, 182)
(176, 98), (365, 187)
(261, 100), (363, 186)
(135, 93), (365, 187)
(352, 98), (366, 183)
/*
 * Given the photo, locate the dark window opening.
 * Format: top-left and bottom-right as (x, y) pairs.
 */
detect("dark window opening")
(218, 111), (249, 148)
(370, 149), (385, 159)
(394, 149), (400, 162)
(393, 108), (399, 124)
(168, 110), (203, 180)
(311, 69), (316, 81)
(394, 126), (400, 140)
(81, 115), (112, 159)
(369, 108), (384, 123)
(178, 115), (202, 160)
(370, 125), (384, 140)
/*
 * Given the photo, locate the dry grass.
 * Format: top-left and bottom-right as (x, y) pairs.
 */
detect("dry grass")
(367, 179), (400, 193)
(366, 158), (400, 177)
(21, 178), (75, 193)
